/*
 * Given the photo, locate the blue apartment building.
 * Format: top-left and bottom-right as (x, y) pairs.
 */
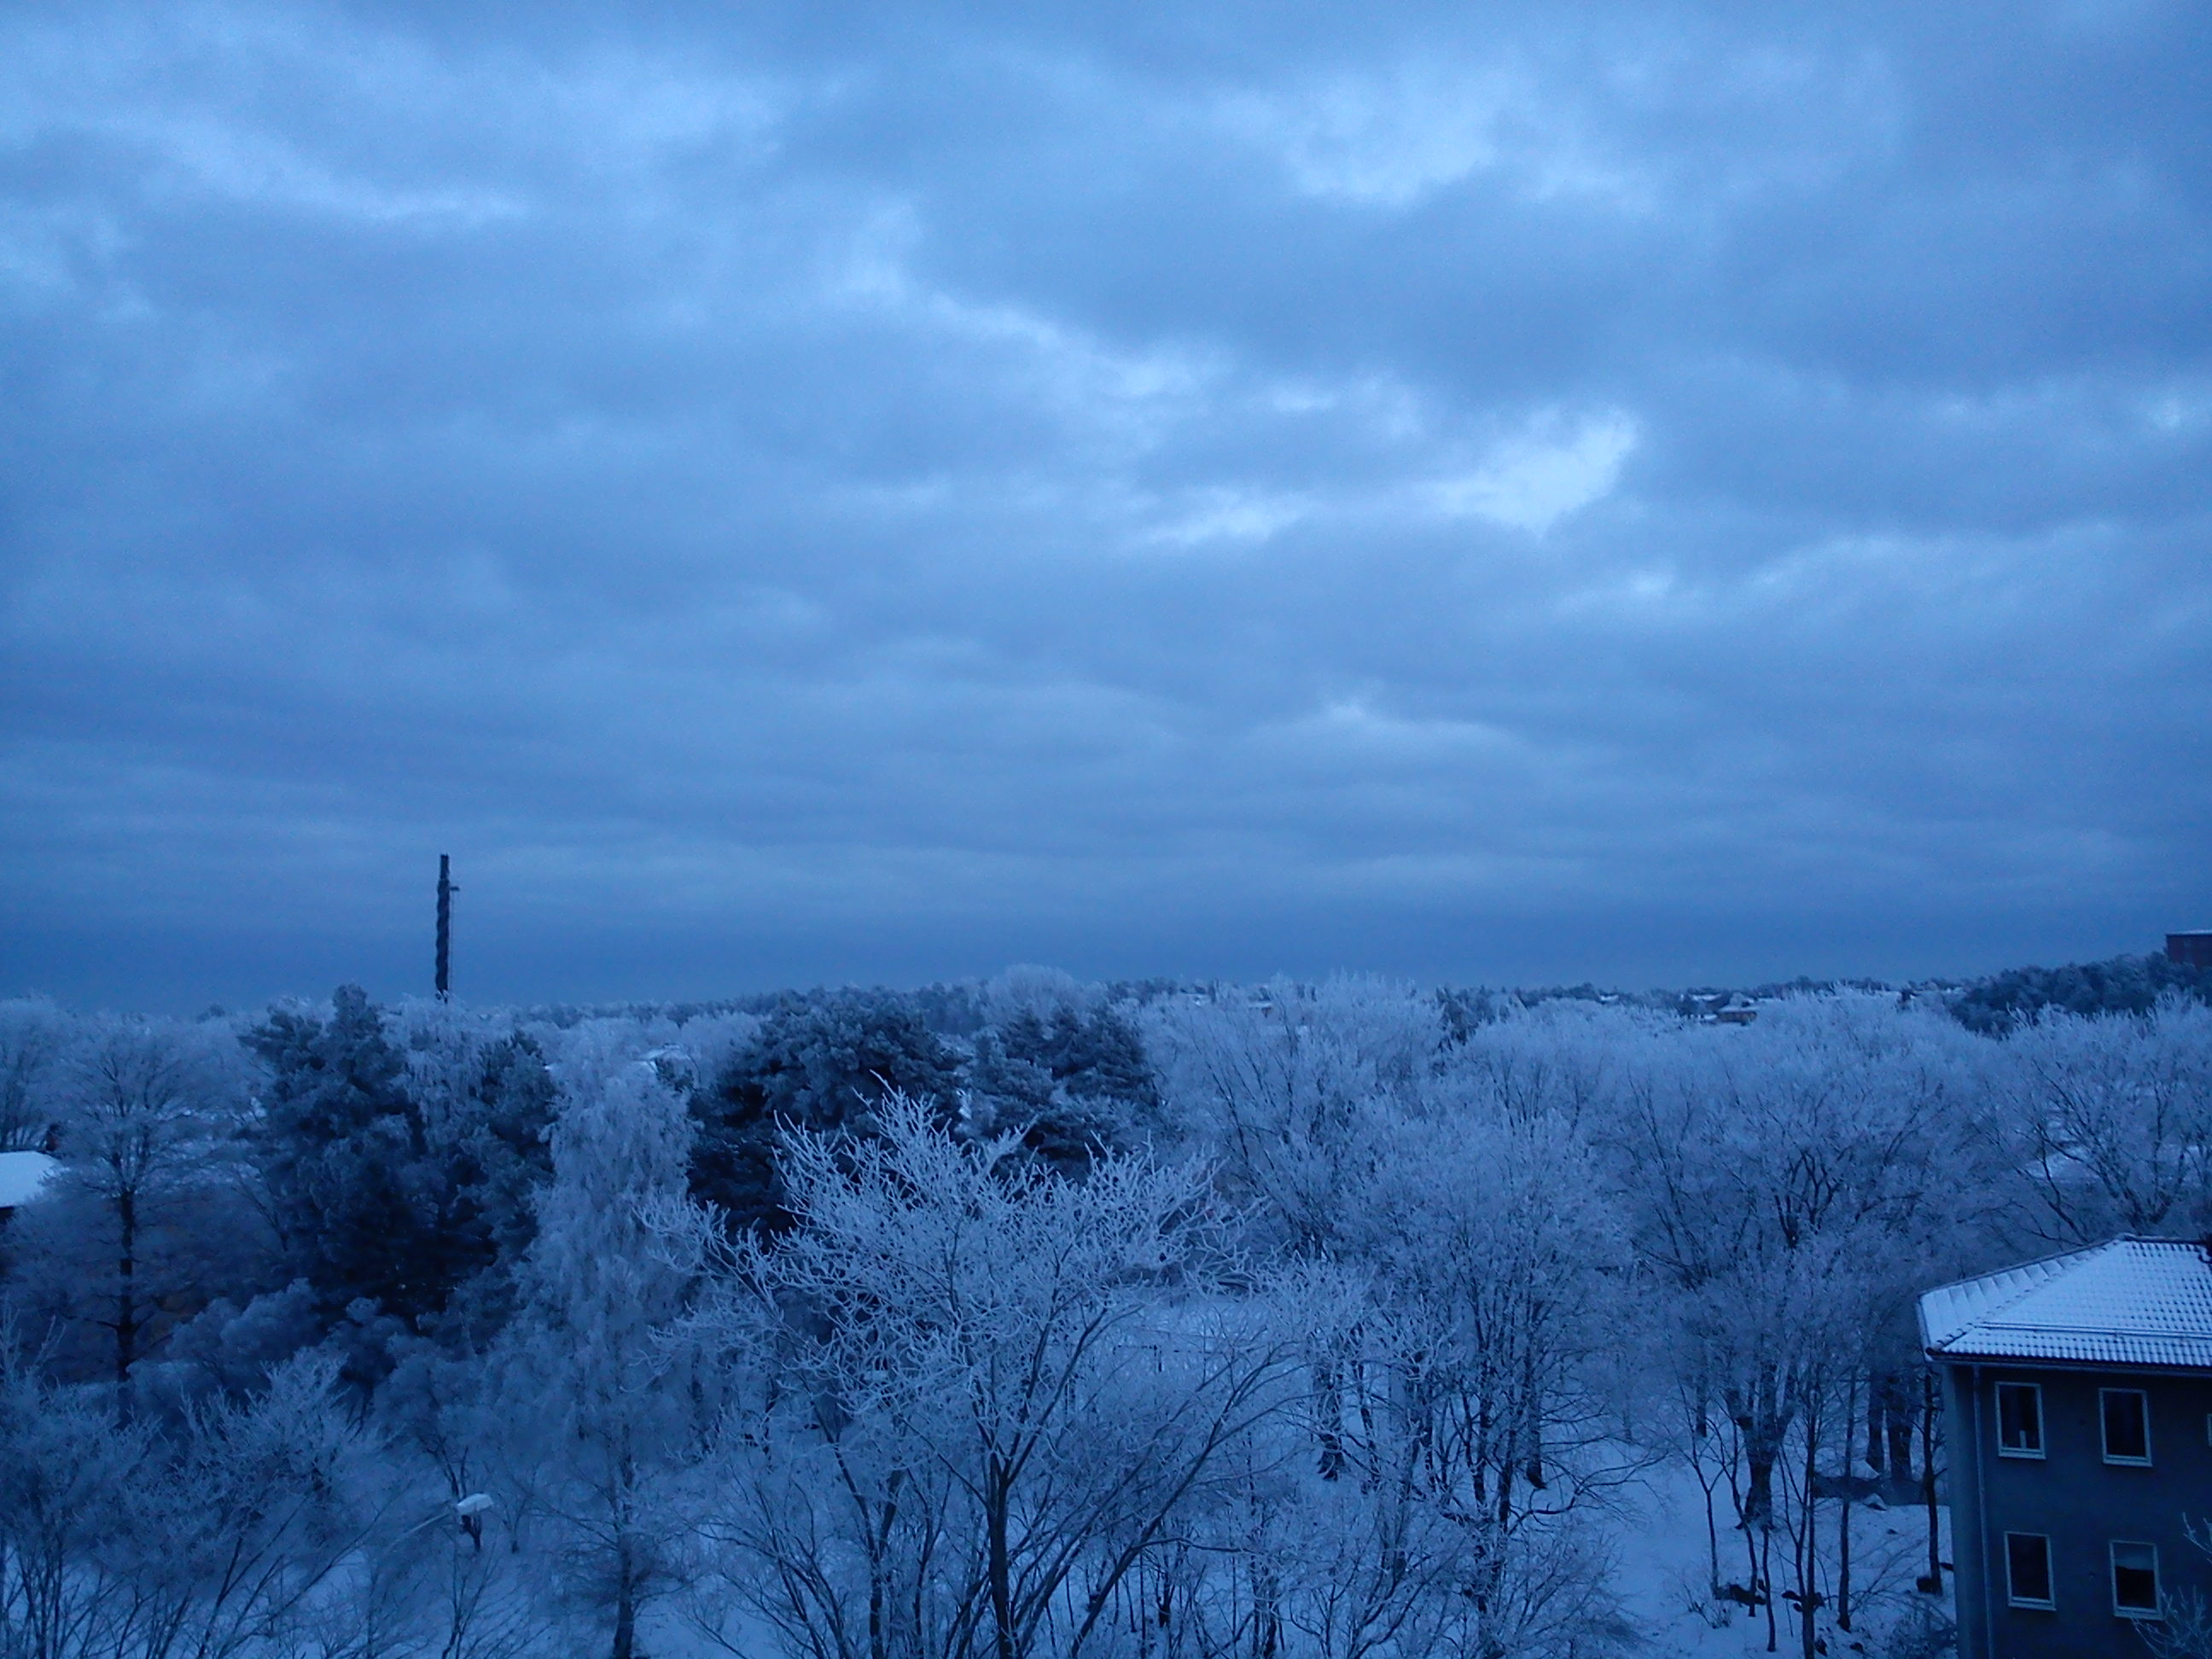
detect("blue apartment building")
(1922, 1237), (2212, 1658)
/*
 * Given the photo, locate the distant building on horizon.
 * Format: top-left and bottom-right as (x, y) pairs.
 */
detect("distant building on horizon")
(2168, 932), (2212, 970)
(1921, 1237), (2212, 1658)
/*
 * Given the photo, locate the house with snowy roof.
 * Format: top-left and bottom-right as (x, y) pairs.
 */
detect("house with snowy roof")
(1920, 1237), (2212, 1659)
(0, 1150), (56, 1219)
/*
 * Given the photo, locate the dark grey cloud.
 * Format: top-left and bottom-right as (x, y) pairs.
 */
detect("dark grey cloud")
(3, 0), (2209, 1008)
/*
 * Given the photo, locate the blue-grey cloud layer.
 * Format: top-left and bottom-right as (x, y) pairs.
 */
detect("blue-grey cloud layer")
(4, 0), (2209, 1006)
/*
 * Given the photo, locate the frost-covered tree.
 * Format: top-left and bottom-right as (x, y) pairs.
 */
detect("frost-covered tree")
(0, 1331), (161, 1658)
(19, 1015), (249, 1417)
(1610, 996), (1994, 1656)
(1144, 977), (1439, 1255)
(392, 999), (560, 1324)
(0, 1340), (381, 1659)
(1252, 1105), (1633, 1659)
(693, 990), (962, 1232)
(247, 987), (557, 1341)
(0, 998), (67, 1151)
(705, 1100), (1292, 1659)
(0, 971), (2125, 1659)
(2001, 996), (2212, 1241)
(965, 999), (1158, 1169)
(496, 1040), (716, 1659)
(248, 985), (435, 1324)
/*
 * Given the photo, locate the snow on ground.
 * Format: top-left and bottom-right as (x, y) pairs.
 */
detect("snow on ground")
(627, 1445), (1957, 1658)
(1610, 1456), (1954, 1658)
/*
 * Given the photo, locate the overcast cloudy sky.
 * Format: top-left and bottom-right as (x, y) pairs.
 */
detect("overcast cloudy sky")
(3, 1), (2208, 1009)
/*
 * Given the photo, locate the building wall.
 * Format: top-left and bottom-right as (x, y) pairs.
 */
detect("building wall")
(1947, 1360), (2212, 1659)
(1945, 1363), (1994, 1659)
(2168, 932), (2212, 969)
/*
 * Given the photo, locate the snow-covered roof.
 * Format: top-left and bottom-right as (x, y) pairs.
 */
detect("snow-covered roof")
(0, 1150), (58, 1210)
(1920, 1237), (2212, 1371)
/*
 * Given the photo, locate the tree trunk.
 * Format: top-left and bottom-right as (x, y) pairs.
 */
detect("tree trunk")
(869, 1490), (897, 1659)
(1313, 1353), (1346, 1480)
(989, 1454), (1016, 1659)
(1742, 1436), (1778, 1530)
(1837, 1377), (1854, 1631)
(1885, 1374), (1915, 1495)
(1837, 1478), (1853, 1628)
(1743, 1496), (1761, 1610)
(115, 1186), (138, 1425)
(1920, 1369), (1942, 1592)
(1520, 1325), (1545, 1489)
(1731, 1364), (1789, 1531)
(612, 1536), (637, 1659)
(1352, 1345), (1377, 1467)
(1761, 1518), (1778, 1654)
(1701, 1466), (1722, 1598)
(1799, 1406), (1819, 1659)
(1253, 1559), (1280, 1659)
(1864, 1374), (1883, 1476)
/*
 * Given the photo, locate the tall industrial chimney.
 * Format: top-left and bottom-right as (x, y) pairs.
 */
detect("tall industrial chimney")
(435, 854), (457, 1001)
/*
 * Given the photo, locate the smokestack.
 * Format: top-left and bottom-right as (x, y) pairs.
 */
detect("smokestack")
(435, 854), (457, 1001)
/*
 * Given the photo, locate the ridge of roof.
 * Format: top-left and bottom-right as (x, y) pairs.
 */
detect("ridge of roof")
(1920, 1237), (2212, 1371)
(1965, 1239), (2115, 1322)
(1918, 1239), (2106, 1349)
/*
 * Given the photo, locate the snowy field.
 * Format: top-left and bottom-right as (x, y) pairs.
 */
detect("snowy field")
(614, 1454), (1958, 1659)
(1610, 1460), (1953, 1659)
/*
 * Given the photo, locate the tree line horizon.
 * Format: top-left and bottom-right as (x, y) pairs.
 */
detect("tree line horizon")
(3, 956), (2210, 1658)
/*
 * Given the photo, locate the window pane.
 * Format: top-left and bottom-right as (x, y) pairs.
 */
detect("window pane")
(1997, 1384), (2042, 1453)
(2006, 1534), (2053, 1606)
(2113, 1541), (2160, 1615)
(2103, 1391), (2151, 1462)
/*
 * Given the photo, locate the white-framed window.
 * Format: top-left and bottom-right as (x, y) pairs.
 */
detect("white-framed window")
(2111, 1540), (2161, 1618)
(2005, 1533), (2055, 1609)
(2101, 1388), (2151, 1465)
(1995, 1382), (2045, 1457)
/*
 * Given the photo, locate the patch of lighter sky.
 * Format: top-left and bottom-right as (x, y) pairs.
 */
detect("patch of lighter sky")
(1214, 64), (1656, 214)
(1261, 371), (1431, 440)
(1428, 411), (1639, 533)
(833, 383), (1639, 553)
(1309, 847), (1604, 900)
(1728, 532), (2009, 615)
(0, 32), (520, 229)
(2046, 0), (2172, 38)
(2144, 386), (2212, 432)
(131, 118), (527, 226)
(1272, 696), (1529, 765)
(523, 57), (797, 178)
(0, 16), (797, 232)
(0, 201), (131, 306)
(1214, 69), (1511, 208)
(486, 834), (1212, 925)
(1553, 566), (1683, 620)
(712, 587), (835, 648)
(829, 208), (1223, 440)
(1924, 378), (2099, 433)
(1141, 487), (1312, 548)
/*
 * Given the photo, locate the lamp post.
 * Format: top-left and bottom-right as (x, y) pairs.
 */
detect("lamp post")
(402, 1492), (495, 1551)
(456, 1491), (493, 1551)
